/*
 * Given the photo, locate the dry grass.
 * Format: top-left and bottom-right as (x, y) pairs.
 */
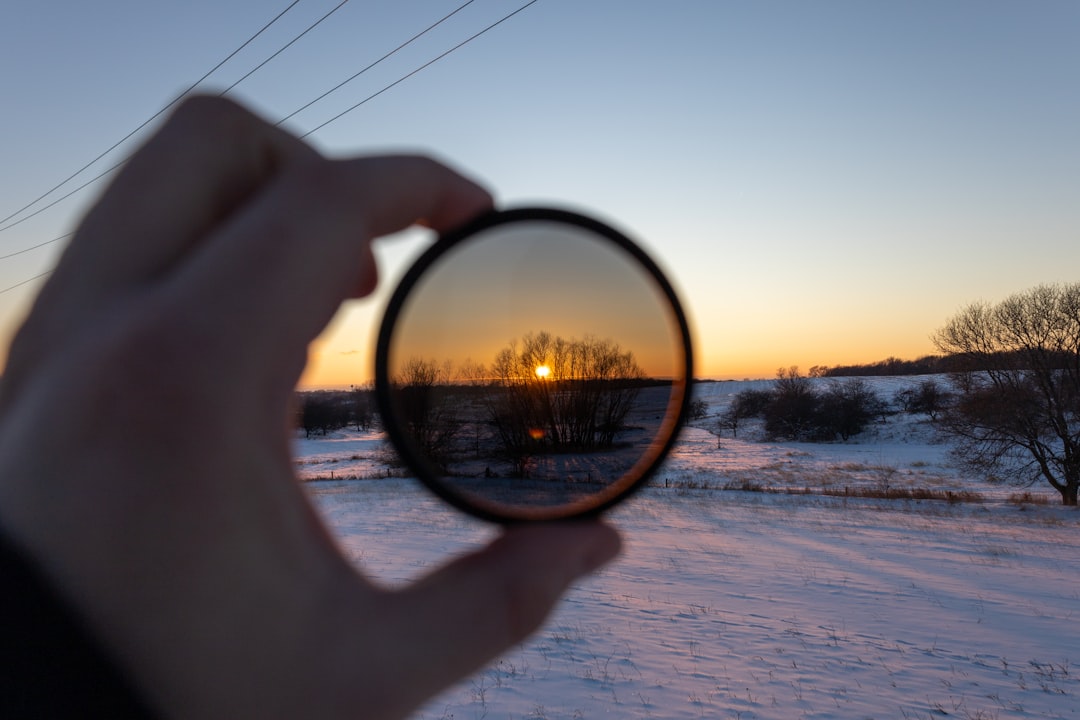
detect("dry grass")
(819, 486), (983, 503)
(657, 476), (985, 504)
(1007, 491), (1052, 506)
(303, 467), (411, 482)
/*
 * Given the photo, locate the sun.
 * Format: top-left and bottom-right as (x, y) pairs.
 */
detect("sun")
(534, 364), (552, 379)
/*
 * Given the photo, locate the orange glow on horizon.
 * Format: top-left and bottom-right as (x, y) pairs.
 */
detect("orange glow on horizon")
(292, 303), (941, 390)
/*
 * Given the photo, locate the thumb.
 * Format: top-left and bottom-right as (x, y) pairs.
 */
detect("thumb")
(378, 521), (621, 710)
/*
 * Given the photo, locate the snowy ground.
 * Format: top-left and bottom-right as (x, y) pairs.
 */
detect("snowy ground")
(300, 378), (1079, 719)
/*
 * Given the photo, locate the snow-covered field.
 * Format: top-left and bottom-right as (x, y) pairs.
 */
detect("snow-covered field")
(300, 378), (1078, 719)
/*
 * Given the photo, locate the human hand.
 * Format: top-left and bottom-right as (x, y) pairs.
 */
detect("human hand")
(0, 96), (621, 719)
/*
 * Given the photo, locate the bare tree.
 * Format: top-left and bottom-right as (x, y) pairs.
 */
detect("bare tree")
(485, 331), (645, 469)
(298, 392), (349, 438)
(349, 384), (375, 431)
(764, 366), (818, 441)
(394, 357), (461, 465)
(893, 378), (950, 421)
(933, 283), (1080, 505)
(719, 388), (771, 438)
(817, 378), (883, 441)
(685, 398), (708, 426)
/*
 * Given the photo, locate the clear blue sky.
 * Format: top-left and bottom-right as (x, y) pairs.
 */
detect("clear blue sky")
(1, 1), (1077, 385)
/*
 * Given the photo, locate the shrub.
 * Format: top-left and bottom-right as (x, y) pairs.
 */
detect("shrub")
(764, 367), (820, 441)
(299, 392), (351, 438)
(719, 388), (773, 438)
(758, 370), (883, 442)
(893, 379), (950, 420)
(816, 378), (883, 441)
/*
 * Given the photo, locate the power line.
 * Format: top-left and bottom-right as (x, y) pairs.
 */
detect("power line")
(300, 0), (540, 139)
(0, 0), (349, 238)
(0, 0), (303, 231)
(0, 271), (52, 296)
(0, 0), (542, 299)
(0, 0), (357, 240)
(220, 0), (351, 97)
(277, 0), (476, 127)
(0, 0), (519, 241)
(0, 0), (466, 241)
(0, 235), (69, 261)
(0, 163), (122, 236)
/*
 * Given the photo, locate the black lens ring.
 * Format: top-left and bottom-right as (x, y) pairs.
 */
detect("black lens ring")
(374, 206), (694, 523)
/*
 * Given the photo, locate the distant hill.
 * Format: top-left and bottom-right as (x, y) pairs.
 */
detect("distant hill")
(811, 355), (967, 377)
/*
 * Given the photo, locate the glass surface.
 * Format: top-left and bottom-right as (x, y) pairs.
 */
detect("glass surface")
(377, 210), (691, 521)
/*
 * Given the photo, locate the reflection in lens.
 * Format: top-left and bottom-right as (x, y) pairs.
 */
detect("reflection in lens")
(377, 210), (692, 522)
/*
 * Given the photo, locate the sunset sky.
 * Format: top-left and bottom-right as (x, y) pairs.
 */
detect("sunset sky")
(0, 1), (1077, 386)
(386, 219), (686, 380)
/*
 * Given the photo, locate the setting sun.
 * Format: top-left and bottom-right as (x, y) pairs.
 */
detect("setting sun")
(534, 364), (551, 379)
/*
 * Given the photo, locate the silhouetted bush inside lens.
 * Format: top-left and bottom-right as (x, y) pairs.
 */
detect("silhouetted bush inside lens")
(389, 331), (666, 482)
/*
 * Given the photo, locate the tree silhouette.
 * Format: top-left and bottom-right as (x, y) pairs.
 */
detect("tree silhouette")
(395, 357), (461, 465)
(299, 392), (349, 438)
(817, 378), (882, 441)
(933, 283), (1080, 505)
(719, 388), (772, 439)
(485, 331), (646, 471)
(764, 367), (818, 441)
(894, 379), (949, 421)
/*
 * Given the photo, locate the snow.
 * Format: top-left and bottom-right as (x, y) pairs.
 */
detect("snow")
(300, 378), (1078, 719)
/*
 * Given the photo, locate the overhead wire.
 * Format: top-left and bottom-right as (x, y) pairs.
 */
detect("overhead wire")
(0, 271), (53, 296)
(277, 0), (477, 127)
(0, 0), (542, 297)
(0, 164), (122, 236)
(0, 0), (352, 238)
(299, 0), (539, 138)
(0, 0), (303, 232)
(0, 235), (70, 262)
(0, 0), (466, 241)
(220, 0), (351, 97)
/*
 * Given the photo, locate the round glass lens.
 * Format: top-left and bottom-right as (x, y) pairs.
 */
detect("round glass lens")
(376, 208), (692, 522)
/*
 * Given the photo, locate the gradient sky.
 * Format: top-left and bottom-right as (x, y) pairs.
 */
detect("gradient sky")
(387, 220), (685, 379)
(1, 1), (1077, 387)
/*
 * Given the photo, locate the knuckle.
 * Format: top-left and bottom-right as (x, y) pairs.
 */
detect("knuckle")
(169, 94), (254, 134)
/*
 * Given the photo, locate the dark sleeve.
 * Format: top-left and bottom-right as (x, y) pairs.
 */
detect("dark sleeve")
(0, 529), (156, 718)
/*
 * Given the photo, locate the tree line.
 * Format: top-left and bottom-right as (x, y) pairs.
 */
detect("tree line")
(720, 283), (1080, 506)
(720, 370), (949, 443)
(298, 284), (1080, 506)
(808, 350), (1079, 378)
(808, 355), (952, 377)
(296, 387), (374, 439)
(392, 331), (648, 476)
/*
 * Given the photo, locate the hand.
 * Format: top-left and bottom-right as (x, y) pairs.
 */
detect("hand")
(0, 96), (621, 719)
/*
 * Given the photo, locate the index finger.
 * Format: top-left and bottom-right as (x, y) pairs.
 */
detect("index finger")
(43, 96), (492, 390)
(54, 96), (312, 300)
(162, 152), (493, 377)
